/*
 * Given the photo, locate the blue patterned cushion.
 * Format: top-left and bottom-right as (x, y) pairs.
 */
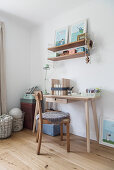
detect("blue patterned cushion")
(36, 111), (70, 123)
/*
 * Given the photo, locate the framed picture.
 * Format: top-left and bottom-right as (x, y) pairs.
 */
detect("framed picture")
(55, 27), (68, 46)
(77, 33), (86, 41)
(69, 20), (87, 43)
(99, 116), (114, 148)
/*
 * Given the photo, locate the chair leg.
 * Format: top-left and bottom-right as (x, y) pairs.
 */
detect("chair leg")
(60, 122), (63, 141)
(37, 122), (42, 155)
(66, 121), (70, 152)
(36, 120), (39, 143)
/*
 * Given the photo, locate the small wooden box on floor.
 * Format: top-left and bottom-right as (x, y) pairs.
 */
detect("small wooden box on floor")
(20, 99), (36, 130)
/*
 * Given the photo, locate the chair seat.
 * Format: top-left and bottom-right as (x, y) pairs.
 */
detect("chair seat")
(36, 111), (70, 123)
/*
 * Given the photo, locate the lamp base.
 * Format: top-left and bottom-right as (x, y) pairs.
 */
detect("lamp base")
(43, 90), (49, 95)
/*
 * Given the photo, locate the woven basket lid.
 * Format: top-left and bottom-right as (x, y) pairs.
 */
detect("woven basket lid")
(9, 108), (22, 119)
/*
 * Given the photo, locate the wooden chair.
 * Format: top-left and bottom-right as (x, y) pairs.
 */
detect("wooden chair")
(33, 91), (70, 155)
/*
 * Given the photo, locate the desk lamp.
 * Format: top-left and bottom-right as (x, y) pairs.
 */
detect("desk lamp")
(43, 64), (50, 94)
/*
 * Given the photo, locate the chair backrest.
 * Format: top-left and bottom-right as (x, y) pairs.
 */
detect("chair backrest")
(34, 91), (43, 101)
(34, 91), (43, 122)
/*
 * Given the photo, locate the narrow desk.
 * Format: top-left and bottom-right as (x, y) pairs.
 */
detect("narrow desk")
(44, 94), (100, 153)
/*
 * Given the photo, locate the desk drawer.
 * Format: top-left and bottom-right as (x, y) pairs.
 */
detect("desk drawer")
(46, 98), (68, 104)
(56, 98), (68, 104)
(46, 98), (56, 103)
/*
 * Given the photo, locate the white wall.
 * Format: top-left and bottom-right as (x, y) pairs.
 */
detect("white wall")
(0, 11), (31, 111)
(30, 27), (43, 89)
(30, 0), (114, 140)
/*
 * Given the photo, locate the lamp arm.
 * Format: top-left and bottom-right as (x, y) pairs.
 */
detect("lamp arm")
(44, 70), (47, 93)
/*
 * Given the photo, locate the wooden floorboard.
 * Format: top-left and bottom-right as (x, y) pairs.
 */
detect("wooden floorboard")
(0, 129), (114, 170)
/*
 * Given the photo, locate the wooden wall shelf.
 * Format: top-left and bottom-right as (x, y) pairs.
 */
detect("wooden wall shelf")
(48, 52), (86, 61)
(48, 39), (85, 52)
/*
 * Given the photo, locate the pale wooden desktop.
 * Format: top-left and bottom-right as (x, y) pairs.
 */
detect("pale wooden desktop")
(44, 94), (100, 153)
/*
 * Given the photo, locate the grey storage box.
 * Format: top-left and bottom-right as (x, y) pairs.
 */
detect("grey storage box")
(36, 119), (60, 136)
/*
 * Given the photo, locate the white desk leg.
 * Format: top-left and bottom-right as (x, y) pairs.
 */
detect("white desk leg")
(85, 100), (90, 153)
(91, 99), (99, 142)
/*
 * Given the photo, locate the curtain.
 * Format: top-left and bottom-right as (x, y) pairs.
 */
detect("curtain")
(0, 22), (7, 115)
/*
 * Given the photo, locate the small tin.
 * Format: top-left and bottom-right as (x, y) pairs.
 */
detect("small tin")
(76, 47), (85, 53)
(69, 49), (76, 54)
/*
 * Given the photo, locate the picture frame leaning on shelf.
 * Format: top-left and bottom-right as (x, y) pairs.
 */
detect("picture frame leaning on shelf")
(55, 26), (68, 46)
(69, 19), (87, 43)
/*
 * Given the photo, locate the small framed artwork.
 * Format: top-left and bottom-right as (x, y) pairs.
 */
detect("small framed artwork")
(77, 33), (86, 41)
(99, 116), (114, 148)
(69, 20), (87, 43)
(55, 27), (68, 46)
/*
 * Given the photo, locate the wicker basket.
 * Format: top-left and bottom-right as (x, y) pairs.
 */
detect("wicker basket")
(0, 114), (13, 139)
(12, 112), (24, 132)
